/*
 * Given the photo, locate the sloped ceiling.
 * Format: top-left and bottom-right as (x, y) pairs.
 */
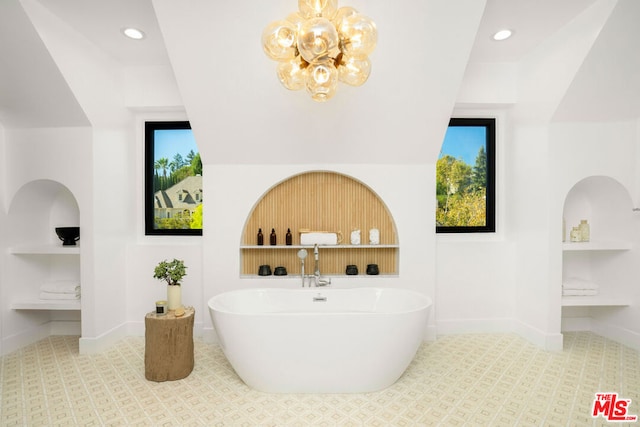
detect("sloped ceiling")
(151, 0), (486, 164)
(0, 0), (638, 134)
(468, 0), (598, 63)
(0, 0), (88, 128)
(554, 0), (640, 121)
(34, 0), (170, 67)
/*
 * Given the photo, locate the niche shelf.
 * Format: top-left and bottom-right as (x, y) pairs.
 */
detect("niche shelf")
(240, 171), (399, 276)
(5, 180), (82, 312)
(240, 244), (399, 249)
(562, 242), (632, 251)
(11, 300), (81, 311)
(9, 245), (81, 255)
(561, 295), (630, 307)
(561, 176), (637, 308)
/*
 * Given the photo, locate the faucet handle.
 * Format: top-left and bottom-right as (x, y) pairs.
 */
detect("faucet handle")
(317, 278), (331, 287)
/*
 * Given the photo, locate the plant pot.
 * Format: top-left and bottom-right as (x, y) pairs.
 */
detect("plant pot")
(167, 285), (182, 310)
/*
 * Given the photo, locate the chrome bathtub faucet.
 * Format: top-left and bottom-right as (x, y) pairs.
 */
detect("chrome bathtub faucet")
(313, 244), (331, 287)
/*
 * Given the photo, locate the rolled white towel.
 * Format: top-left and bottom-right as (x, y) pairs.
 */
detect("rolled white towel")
(40, 280), (80, 294)
(562, 289), (598, 296)
(39, 291), (80, 300)
(562, 277), (599, 291)
(300, 232), (338, 246)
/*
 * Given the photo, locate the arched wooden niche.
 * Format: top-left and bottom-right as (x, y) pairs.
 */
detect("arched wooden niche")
(241, 171), (399, 276)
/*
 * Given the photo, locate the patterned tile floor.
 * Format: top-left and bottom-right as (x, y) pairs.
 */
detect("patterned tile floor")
(1, 332), (639, 426)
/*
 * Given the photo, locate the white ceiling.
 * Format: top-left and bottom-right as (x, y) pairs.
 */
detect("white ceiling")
(35, 0), (170, 66)
(469, 0), (598, 63)
(0, 0), (637, 128)
(33, 0), (596, 67)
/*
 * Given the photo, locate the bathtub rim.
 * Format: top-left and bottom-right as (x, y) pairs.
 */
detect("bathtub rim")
(207, 287), (432, 316)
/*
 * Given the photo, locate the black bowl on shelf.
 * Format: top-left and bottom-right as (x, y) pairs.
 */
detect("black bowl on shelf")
(366, 264), (379, 275)
(346, 265), (358, 275)
(55, 227), (80, 246)
(258, 265), (272, 276)
(274, 266), (287, 276)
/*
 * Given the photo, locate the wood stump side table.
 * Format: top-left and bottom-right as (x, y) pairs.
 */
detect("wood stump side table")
(144, 307), (195, 381)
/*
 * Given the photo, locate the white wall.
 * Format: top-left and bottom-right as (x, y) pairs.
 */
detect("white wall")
(0, 127), (92, 354)
(202, 164), (437, 340)
(123, 111), (203, 337)
(0, 123), (5, 355)
(435, 109), (518, 335)
(10, 0), (190, 353)
(152, 0), (486, 166)
(4, 0), (640, 356)
(551, 121), (640, 349)
(151, 0), (486, 344)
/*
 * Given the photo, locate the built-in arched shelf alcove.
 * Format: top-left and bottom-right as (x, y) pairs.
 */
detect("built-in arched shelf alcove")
(5, 179), (81, 311)
(563, 176), (635, 246)
(561, 175), (638, 309)
(240, 171), (399, 276)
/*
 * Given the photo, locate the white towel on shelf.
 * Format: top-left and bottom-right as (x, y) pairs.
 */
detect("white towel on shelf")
(562, 277), (599, 291)
(562, 289), (598, 296)
(39, 291), (80, 300)
(40, 280), (80, 294)
(300, 232), (338, 246)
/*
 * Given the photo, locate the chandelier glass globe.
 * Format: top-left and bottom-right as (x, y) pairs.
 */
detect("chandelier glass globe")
(262, 1), (376, 102)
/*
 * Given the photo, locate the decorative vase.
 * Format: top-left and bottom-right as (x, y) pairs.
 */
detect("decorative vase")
(167, 285), (182, 310)
(570, 227), (581, 242)
(579, 219), (590, 242)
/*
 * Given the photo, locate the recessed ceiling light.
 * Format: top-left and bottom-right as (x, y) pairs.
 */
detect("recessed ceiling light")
(492, 29), (513, 41)
(122, 27), (145, 40)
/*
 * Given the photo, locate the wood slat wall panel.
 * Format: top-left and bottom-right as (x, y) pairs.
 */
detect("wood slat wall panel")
(241, 247), (397, 276)
(241, 171), (398, 275)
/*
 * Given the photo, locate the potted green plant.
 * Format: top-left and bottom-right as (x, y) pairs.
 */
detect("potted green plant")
(154, 259), (187, 310)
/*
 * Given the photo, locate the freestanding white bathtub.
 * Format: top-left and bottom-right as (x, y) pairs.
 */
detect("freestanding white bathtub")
(208, 287), (431, 393)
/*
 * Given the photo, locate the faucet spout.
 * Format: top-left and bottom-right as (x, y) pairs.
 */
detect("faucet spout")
(313, 244), (331, 287)
(314, 244), (320, 276)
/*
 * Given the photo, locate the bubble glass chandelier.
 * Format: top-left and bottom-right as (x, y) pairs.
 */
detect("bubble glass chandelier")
(262, 0), (377, 102)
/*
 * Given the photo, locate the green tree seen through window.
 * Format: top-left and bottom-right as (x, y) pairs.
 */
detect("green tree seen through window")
(436, 118), (495, 232)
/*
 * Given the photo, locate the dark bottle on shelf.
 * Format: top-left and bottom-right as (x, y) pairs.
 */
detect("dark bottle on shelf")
(286, 228), (292, 245)
(257, 228), (264, 246)
(270, 228), (277, 245)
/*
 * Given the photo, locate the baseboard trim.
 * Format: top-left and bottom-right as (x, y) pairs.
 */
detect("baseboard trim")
(79, 322), (129, 355)
(436, 318), (565, 350)
(513, 319), (563, 351)
(560, 316), (640, 351)
(590, 319), (640, 352)
(436, 318), (514, 335)
(1, 320), (81, 356)
(79, 320), (205, 354)
(435, 318), (564, 351)
(1, 323), (50, 356)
